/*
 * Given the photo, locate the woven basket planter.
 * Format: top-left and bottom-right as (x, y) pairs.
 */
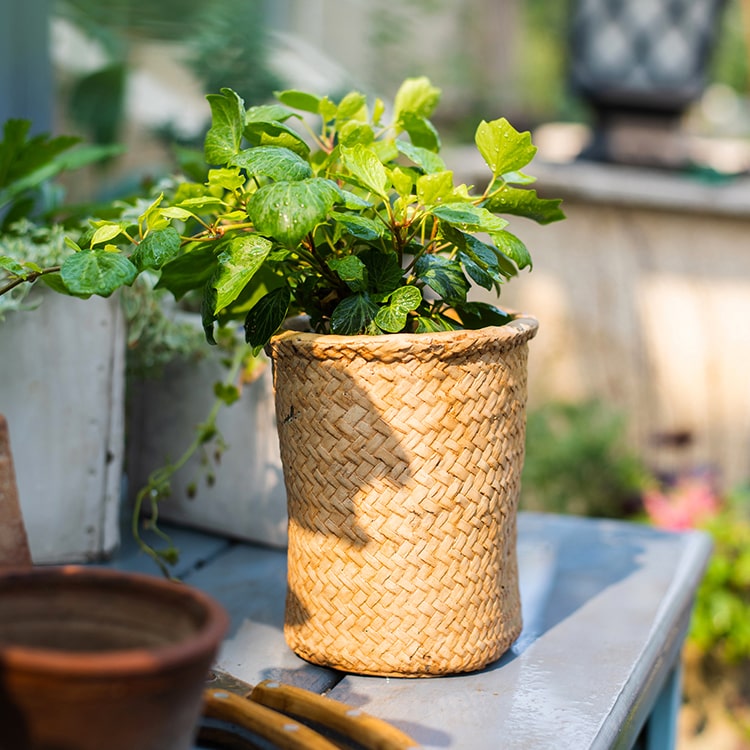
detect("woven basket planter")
(269, 315), (538, 677)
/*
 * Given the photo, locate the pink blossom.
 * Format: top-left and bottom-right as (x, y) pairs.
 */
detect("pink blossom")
(643, 477), (721, 531)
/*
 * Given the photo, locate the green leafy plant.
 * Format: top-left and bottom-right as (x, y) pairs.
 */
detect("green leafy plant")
(0, 77), (564, 350)
(521, 399), (650, 519)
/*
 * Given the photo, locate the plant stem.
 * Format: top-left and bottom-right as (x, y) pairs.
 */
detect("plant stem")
(131, 341), (250, 578)
(0, 266), (62, 297)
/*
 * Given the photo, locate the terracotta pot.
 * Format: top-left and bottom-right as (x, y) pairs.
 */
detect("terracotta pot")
(0, 566), (228, 750)
(269, 316), (537, 676)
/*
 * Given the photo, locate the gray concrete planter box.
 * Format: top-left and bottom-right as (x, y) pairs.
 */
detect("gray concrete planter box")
(0, 292), (125, 563)
(127, 347), (287, 548)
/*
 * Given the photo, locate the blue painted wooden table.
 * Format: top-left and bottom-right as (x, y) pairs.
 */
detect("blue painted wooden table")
(108, 512), (711, 749)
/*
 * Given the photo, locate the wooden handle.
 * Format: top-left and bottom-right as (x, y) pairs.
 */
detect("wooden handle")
(202, 688), (340, 750)
(251, 680), (421, 750)
(0, 414), (32, 567)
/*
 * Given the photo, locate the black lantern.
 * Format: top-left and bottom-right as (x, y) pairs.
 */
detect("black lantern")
(569, 0), (728, 166)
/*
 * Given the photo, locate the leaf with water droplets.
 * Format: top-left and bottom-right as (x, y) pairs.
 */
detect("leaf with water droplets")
(247, 178), (339, 246)
(475, 118), (536, 178)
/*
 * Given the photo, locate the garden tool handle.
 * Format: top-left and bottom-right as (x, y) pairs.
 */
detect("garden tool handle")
(203, 688), (339, 750)
(251, 679), (421, 750)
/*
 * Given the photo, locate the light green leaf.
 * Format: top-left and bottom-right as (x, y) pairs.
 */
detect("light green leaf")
(207, 167), (245, 193)
(483, 185), (565, 225)
(393, 77), (441, 121)
(60, 250), (137, 296)
(243, 104), (309, 156)
(397, 112), (440, 152)
(274, 90), (322, 113)
(330, 293), (380, 335)
(130, 227), (181, 271)
(417, 171), (457, 206)
(247, 178), (339, 246)
(160, 206), (195, 221)
(340, 145), (390, 198)
(339, 120), (375, 147)
(90, 223), (125, 247)
(205, 88), (246, 165)
(231, 146), (312, 181)
(211, 235), (273, 312)
(244, 286), (292, 354)
(336, 91), (368, 124)
(475, 118), (537, 177)
(375, 285), (422, 332)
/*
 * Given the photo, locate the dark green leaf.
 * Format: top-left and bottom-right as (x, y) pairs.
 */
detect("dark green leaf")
(131, 227), (181, 271)
(395, 140), (446, 174)
(201, 284), (219, 344)
(360, 249), (403, 293)
(205, 88), (246, 165)
(414, 254), (469, 302)
(157, 243), (220, 299)
(244, 286), (292, 353)
(231, 146), (312, 181)
(211, 235), (273, 312)
(332, 213), (384, 241)
(483, 185), (565, 225)
(60, 251), (137, 296)
(248, 178), (339, 246)
(330, 293), (380, 335)
(491, 229), (532, 270)
(453, 301), (513, 329)
(415, 314), (460, 333)
(328, 255), (367, 292)
(475, 118), (537, 176)
(243, 104), (309, 156)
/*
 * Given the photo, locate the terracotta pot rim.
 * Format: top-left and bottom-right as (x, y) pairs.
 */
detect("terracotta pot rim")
(0, 565), (229, 676)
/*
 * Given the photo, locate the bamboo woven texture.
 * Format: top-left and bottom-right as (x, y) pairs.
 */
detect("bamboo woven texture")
(270, 317), (538, 676)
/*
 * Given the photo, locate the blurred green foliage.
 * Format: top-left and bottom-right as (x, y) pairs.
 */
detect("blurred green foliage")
(690, 485), (750, 663)
(521, 399), (649, 519)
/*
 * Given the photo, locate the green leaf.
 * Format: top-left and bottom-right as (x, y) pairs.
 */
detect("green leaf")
(453, 301), (513, 329)
(275, 90), (322, 113)
(0, 255), (26, 276)
(475, 118), (537, 177)
(330, 293), (380, 335)
(338, 120), (375, 147)
(416, 171), (457, 206)
(205, 88), (246, 165)
(157, 243), (219, 299)
(375, 285), (422, 332)
(60, 250), (137, 296)
(335, 91), (368, 124)
(395, 140), (446, 174)
(243, 104), (309, 156)
(430, 203), (508, 233)
(360, 249), (403, 293)
(397, 112), (440, 152)
(90, 223), (125, 247)
(393, 77), (441, 121)
(244, 286), (292, 354)
(247, 178), (339, 246)
(207, 167), (244, 193)
(339, 145), (390, 198)
(491, 229), (532, 270)
(328, 255), (367, 292)
(211, 235), (273, 312)
(415, 314), (460, 333)
(414, 254), (469, 302)
(331, 213), (384, 241)
(231, 146), (312, 181)
(131, 227), (181, 271)
(483, 185), (566, 225)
